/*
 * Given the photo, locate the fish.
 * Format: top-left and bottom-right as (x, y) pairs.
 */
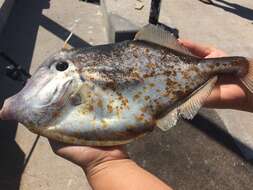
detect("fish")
(0, 24), (253, 146)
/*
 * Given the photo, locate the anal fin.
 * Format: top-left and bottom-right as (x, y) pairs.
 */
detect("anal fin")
(156, 108), (179, 131)
(156, 76), (218, 131)
(180, 76), (217, 119)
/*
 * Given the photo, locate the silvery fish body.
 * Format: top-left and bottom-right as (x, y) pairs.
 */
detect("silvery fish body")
(1, 25), (252, 146)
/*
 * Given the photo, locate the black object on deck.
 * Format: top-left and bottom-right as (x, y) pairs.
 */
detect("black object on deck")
(0, 52), (31, 83)
(149, 0), (162, 25)
(148, 0), (179, 38)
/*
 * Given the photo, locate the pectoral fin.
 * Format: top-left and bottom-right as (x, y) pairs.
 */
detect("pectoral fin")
(156, 76), (218, 131)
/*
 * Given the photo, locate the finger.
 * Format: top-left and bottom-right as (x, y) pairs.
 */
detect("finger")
(48, 139), (72, 150)
(48, 138), (125, 154)
(48, 139), (87, 157)
(204, 76), (247, 109)
(178, 39), (212, 58)
(205, 50), (227, 58)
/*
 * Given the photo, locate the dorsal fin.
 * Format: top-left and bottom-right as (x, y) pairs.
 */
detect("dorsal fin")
(156, 76), (218, 131)
(134, 24), (195, 56)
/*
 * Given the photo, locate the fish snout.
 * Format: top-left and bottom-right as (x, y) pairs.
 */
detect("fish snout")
(0, 92), (25, 121)
(0, 98), (16, 120)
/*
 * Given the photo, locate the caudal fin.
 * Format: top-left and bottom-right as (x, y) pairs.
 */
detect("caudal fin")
(240, 59), (253, 93)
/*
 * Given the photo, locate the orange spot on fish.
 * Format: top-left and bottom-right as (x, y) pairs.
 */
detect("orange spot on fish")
(146, 63), (156, 69)
(107, 104), (113, 113)
(97, 99), (103, 108)
(144, 96), (150, 101)
(133, 94), (141, 101)
(140, 107), (148, 113)
(122, 98), (129, 108)
(88, 104), (94, 112)
(144, 48), (150, 54)
(135, 114), (145, 122)
(126, 125), (136, 130)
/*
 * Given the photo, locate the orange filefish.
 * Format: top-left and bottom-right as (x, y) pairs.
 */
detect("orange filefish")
(1, 24), (253, 146)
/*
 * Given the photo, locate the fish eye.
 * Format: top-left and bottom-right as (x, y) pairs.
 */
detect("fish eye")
(56, 61), (69, 71)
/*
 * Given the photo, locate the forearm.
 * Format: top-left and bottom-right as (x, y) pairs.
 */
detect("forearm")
(84, 159), (173, 190)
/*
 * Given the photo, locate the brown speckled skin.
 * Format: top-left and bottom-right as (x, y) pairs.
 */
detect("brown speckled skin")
(0, 40), (249, 146)
(72, 40), (247, 115)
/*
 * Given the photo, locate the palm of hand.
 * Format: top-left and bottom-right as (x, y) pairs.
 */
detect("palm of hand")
(50, 140), (127, 170)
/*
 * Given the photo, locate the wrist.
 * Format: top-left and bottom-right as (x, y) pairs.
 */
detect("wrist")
(83, 159), (172, 190)
(81, 147), (129, 174)
(84, 158), (135, 179)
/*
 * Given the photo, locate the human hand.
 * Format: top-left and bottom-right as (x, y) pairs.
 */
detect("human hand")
(50, 140), (173, 190)
(179, 39), (253, 112)
(49, 140), (128, 173)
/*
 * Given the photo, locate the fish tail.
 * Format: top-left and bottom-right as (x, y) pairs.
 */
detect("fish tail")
(240, 58), (253, 93)
(203, 56), (253, 93)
